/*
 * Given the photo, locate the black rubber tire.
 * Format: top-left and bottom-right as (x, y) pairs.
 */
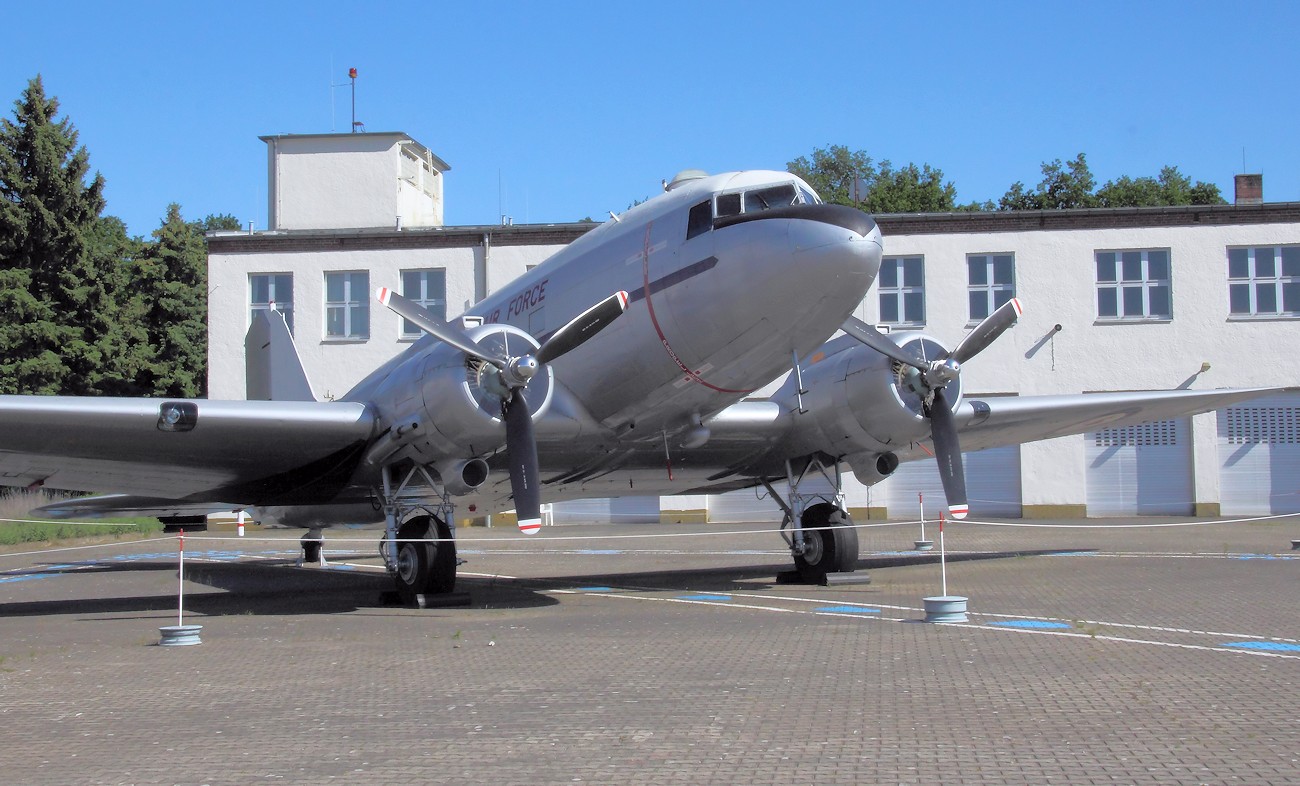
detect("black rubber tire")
(793, 503), (859, 581)
(393, 515), (457, 603)
(302, 539), (323, 564)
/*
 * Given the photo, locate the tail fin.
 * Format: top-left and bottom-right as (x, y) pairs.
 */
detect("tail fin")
(244, 309), (317, 401)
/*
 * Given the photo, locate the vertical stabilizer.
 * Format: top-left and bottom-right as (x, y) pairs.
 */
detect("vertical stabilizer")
(245, 310), (317, 401)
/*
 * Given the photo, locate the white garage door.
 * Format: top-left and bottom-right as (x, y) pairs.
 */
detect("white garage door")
(1085, 419), (1193, 516)
(884, 445), (1022, 519)
(1218, 393), (1300, 515)
(550, 496), (660, 525)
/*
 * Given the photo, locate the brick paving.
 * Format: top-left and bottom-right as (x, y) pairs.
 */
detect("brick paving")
(0, 517), (1296, 785)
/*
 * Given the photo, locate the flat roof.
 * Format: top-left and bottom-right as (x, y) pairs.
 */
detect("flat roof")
(258, 131), (451, 172)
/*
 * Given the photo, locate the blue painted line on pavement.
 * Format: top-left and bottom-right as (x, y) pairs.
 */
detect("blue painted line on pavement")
(1221, 641), (1300, 652)
(679, 594), (732, 602)
(816, 605), (881, 614)
(577, 586), (614, 592)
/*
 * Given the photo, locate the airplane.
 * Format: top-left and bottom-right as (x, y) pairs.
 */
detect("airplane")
(0, 168), (1286, 604)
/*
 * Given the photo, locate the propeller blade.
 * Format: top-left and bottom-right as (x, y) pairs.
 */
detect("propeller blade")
(928, 387), (968, 520)
(377, 287), (504, 368)
(502, 392), (542, 534)
(841, 316), (927, 370)
(947, 297), (1022, 365)
(536, 291), (629, 365)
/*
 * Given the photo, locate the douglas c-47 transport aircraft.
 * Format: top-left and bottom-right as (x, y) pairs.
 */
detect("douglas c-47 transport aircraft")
(0, 170), (1287, 602)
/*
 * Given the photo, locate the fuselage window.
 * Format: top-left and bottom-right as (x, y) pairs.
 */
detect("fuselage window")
(686, 200), (712, 240)
(744, 184), (798, 213)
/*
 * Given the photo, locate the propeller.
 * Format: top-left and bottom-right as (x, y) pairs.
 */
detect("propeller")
(842, 297), (1022, 519)
(378, 287), (629, 533)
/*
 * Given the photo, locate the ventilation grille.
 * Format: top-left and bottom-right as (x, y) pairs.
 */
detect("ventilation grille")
(1224, 407), (1300, 445)
(1093, 420), (1179, 447)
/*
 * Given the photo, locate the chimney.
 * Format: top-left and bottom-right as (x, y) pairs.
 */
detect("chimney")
(1234, 174), (1263, 205)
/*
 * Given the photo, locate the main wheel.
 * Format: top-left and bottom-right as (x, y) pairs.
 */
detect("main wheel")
(393, 514), (457, 603)
(793, 503), (859, 582)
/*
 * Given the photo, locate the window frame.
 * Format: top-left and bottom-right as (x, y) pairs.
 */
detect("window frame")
(1095, 248), (1172, 322)
(966, 253), (1016, 323)
(1227, 245), (1300, 319)
(324, 270), (370, 341)
(249, 273), (294, 335)
(399, 268), (448, 339)
(878, 255), (926, 327)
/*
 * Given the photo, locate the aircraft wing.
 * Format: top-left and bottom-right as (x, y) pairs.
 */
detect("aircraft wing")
(893, 387), (1291, 464)
(0, 396), (376, 505)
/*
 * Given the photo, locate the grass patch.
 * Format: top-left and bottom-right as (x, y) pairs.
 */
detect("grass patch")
(0, 490), (163, 546)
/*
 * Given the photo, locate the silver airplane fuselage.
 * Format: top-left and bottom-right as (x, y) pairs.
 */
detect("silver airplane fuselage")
(324, 171), (882, 517)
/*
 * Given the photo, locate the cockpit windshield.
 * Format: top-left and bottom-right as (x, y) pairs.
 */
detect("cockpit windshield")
(743, 184), (799, 212)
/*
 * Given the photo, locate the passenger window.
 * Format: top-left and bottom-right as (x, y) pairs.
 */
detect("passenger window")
(744, 184), (798, 213)
(686, 200), (712, 240)
(715, 193), (741, 217)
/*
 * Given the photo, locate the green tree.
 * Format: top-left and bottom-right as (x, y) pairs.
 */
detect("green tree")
(865, 161), (957, 213)
(1096, 165), (1225, 207)
(787, 145), (877, 206)
(999, 153), (1099, 210)
(201, 213), (242, 232)
(0, 75), (133, 395)
(132, 204), (210, 397)
(788, 145), (959, 213)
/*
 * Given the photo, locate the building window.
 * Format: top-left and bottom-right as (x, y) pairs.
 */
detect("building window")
(250, 273), (293, 334)
(879, 256), (925, 326)
(1096, 249), (1171, 320)
(400, 269), (446, 337)
(968, 254), (1015, 321)
(325, 271), (369, 339)
(1228, 245), (1300, 317)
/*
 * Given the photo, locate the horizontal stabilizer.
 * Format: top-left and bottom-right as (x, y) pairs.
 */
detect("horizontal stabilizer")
(246, 309), (317, 402)
(34, 494), (239, 521)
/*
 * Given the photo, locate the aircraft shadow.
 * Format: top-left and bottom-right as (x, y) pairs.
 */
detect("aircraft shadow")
(515, 547), (1096, 596)
(0, 548), (1089, 617)
(0, 558), (561, 618)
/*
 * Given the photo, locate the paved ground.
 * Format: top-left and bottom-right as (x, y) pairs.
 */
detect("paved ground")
(1, 515), (1297, 785)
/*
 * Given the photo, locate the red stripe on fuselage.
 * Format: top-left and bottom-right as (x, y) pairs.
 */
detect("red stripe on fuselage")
(640, 223), (754, 395)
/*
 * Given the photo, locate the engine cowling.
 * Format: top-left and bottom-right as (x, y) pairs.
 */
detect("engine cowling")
(366, 323), (553, 468)
(793, 332), (963, 459)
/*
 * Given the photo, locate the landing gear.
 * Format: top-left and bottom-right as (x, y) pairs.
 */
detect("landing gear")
(391, 515), (456, 603)
(768, 456), (863, 585)
(377, 463), (461, 605)
(793, 502), (859, 582)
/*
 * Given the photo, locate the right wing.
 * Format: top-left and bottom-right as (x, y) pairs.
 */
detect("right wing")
(0, 396), (376, 504)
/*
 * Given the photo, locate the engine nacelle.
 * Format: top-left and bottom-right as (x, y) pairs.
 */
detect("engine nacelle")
(793, 332), (962, 458)
(366, 323), (553, 467)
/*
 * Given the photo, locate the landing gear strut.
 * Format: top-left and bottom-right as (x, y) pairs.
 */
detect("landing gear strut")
(377, 464), (460, 604)
(766, 456), (862, 585)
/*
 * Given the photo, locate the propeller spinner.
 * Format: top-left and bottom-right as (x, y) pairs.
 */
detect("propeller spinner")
(842, 297), (1022, 519)
(378, 287), (629, 533)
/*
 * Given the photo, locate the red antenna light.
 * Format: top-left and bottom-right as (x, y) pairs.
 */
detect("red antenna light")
(348, 67), (357, 79)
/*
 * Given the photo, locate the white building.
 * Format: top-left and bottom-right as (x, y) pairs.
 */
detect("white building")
(207, 133), (1300, 521)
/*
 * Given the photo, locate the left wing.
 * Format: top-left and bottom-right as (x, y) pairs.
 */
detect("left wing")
(0, 396), (376, 504)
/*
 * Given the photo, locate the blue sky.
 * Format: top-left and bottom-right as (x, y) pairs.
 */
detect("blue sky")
(4, 1), (1297, 237)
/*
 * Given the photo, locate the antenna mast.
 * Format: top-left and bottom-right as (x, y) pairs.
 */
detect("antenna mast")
(349, 67), (363, 133)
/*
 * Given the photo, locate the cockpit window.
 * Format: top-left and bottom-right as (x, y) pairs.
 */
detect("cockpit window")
(715, 192), (741, 218)
(686, 200), (712, 240)
(798, 186), (820, 205)
(743, 184), (798, 213)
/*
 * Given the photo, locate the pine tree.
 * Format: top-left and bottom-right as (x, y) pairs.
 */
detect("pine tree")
(134, 204), (209, 398)
(0, 75), (136, 395)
